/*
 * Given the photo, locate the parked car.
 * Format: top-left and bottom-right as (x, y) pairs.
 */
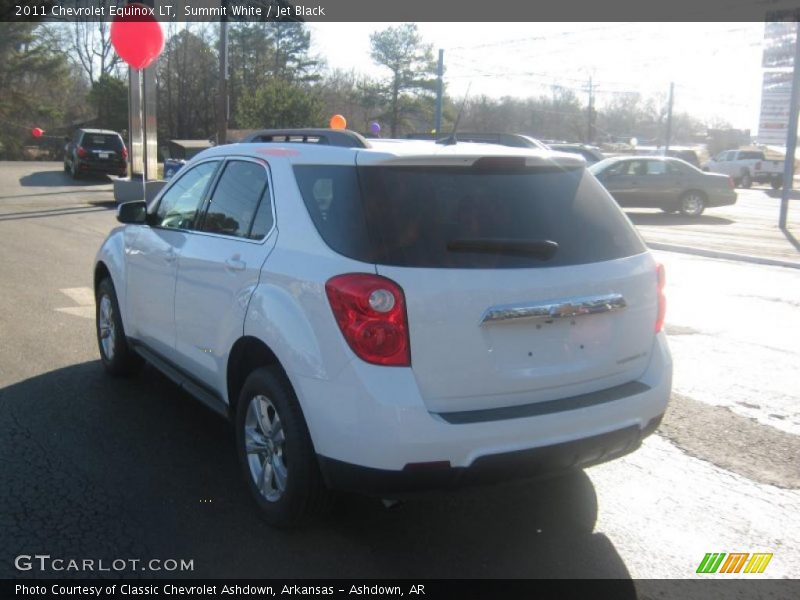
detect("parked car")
(64, 128), (127, 179)
(405, 131), (551, 150)
(589, 156), (737, 217)
(96, 129), (672, 526)
(662, 148), (700, 168)
(548, 143), (605, 164)
(702, 149), (783, 189)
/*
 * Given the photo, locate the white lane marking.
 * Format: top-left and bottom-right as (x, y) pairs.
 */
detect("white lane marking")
(60, 287), (95, 306)
(56, 286), (95, 320)
(56, 306), (95, 319)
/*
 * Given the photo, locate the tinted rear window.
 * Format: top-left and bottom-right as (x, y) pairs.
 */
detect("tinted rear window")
(294, 165), (645, 269)
(82, 134), (123, 150)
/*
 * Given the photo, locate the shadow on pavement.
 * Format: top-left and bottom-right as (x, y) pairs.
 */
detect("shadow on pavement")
(0, 205), (113, 221)
(19, 169), (112, 187)
(765, 188), (800, 200)
(781, 226), (800, 253)
(0, 361), (636, 585)
(626, 212), (734, 226)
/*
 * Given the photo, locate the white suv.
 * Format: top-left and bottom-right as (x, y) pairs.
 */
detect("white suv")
(95, 129), (672, 526)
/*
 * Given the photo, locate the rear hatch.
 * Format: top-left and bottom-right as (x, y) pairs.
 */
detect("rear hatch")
(294, 151), (657, 413)
(81, 132), (124, 165)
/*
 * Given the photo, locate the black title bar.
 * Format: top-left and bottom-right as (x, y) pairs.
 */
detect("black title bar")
(3, 0), (800, 22)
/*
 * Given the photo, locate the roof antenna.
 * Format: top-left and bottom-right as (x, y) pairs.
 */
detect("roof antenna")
(437, 83), (471, 146)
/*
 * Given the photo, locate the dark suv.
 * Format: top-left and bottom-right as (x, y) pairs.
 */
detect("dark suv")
(64, 129), (128, 179)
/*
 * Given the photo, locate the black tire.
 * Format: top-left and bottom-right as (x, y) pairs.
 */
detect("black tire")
(739, 171), (752, 189)
(771, 178), (783, 190)
(95, 277), (143, 376)
(679, 191), (706, 217)
(235, 366), (331, 527)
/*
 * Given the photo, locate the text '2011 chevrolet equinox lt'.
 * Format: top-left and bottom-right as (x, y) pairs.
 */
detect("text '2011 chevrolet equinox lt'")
(94, 129), (672, 526)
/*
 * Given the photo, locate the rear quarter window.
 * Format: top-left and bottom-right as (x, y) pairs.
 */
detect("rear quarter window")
(294, 164), (645, 269)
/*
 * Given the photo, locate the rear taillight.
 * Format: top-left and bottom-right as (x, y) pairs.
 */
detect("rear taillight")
(77, 146), (87, 158)
(121, 146), (128, 160)
(325, 273), (410, 367)
(655, 263), (666, 333)
(728, 176), (735, 189)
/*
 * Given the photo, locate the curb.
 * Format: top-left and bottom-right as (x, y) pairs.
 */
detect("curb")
(647, 242), (800, 270)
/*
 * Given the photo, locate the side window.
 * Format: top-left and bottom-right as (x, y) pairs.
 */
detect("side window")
(624, 160), (647, 176)
(249, 187), (275, 240)
(605, 161), (629, 177)
(200, 160), (269, 238)
(155, 161), (218, 230)
(645, 161), (667, 175)
(668, 161), (688, 175)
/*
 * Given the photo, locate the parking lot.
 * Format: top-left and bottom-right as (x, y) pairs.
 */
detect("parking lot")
(0, 162), (798, 587)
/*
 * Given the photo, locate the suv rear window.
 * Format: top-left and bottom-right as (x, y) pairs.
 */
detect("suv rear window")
(82, 133), (123, 150)
(294, 165), (645, 269)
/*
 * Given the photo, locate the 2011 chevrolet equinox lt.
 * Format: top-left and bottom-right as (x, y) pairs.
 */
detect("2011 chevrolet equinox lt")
(94, 129), (672, 526)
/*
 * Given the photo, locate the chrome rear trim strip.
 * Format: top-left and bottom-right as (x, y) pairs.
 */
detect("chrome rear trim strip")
(480, 293), (627, 325)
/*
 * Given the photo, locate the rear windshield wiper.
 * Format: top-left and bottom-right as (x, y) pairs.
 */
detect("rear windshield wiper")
(446, 238), (559, 260)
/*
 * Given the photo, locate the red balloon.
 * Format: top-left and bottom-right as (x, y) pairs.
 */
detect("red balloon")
(110, 4), (165, 70)
(31, 127), (43, 138)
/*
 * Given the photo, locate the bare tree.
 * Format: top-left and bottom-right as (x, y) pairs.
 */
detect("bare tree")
(68, 4), (121, 84)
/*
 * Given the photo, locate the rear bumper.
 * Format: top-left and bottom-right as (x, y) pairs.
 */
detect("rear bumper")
(293, 333), (672, 490)
(78, 159), (126, 175)
(318, 414), (663, 495)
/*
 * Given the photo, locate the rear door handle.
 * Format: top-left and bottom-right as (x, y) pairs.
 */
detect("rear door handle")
(225, 256), (246, 272)
(165, 248), (178, 263)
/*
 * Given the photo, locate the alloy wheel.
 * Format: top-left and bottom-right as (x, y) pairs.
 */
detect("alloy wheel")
(98, 294), (116, 361)
(244, 394), (288, 502)
(680, 193), (704, 217)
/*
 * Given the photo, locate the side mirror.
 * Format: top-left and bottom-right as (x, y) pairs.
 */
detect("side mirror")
(117, 200), (147, 224)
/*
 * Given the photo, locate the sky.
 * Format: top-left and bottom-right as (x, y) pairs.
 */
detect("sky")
(307, 22), (767, 131)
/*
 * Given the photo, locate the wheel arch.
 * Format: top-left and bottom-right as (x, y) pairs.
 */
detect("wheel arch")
(681, 188), (708, 201)
(94, 261), (111, 289)
(226, 336), (290, 417)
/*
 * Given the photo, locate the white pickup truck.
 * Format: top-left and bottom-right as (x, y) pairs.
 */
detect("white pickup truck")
(702, 149), (784, 189)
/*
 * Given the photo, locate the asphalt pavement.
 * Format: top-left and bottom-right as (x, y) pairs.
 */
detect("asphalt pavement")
(0, 163), (798, 592)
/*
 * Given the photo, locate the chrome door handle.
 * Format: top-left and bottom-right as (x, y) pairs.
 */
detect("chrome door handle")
(480, 293), (627, 325)
(225, 257), (246, 272)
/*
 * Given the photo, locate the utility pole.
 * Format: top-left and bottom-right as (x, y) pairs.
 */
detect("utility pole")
(780, 21), (800, 229)
(664, 82), (674, 153)
(587, 77), (594, 143)
(216, 0), (229, 146)
(434, 49), (444, 135)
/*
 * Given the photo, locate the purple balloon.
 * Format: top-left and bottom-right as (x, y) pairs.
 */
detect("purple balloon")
(369, 121), (381, 135)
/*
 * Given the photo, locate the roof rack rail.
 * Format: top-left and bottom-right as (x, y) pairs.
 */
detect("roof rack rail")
(240, 128), (370, 148)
